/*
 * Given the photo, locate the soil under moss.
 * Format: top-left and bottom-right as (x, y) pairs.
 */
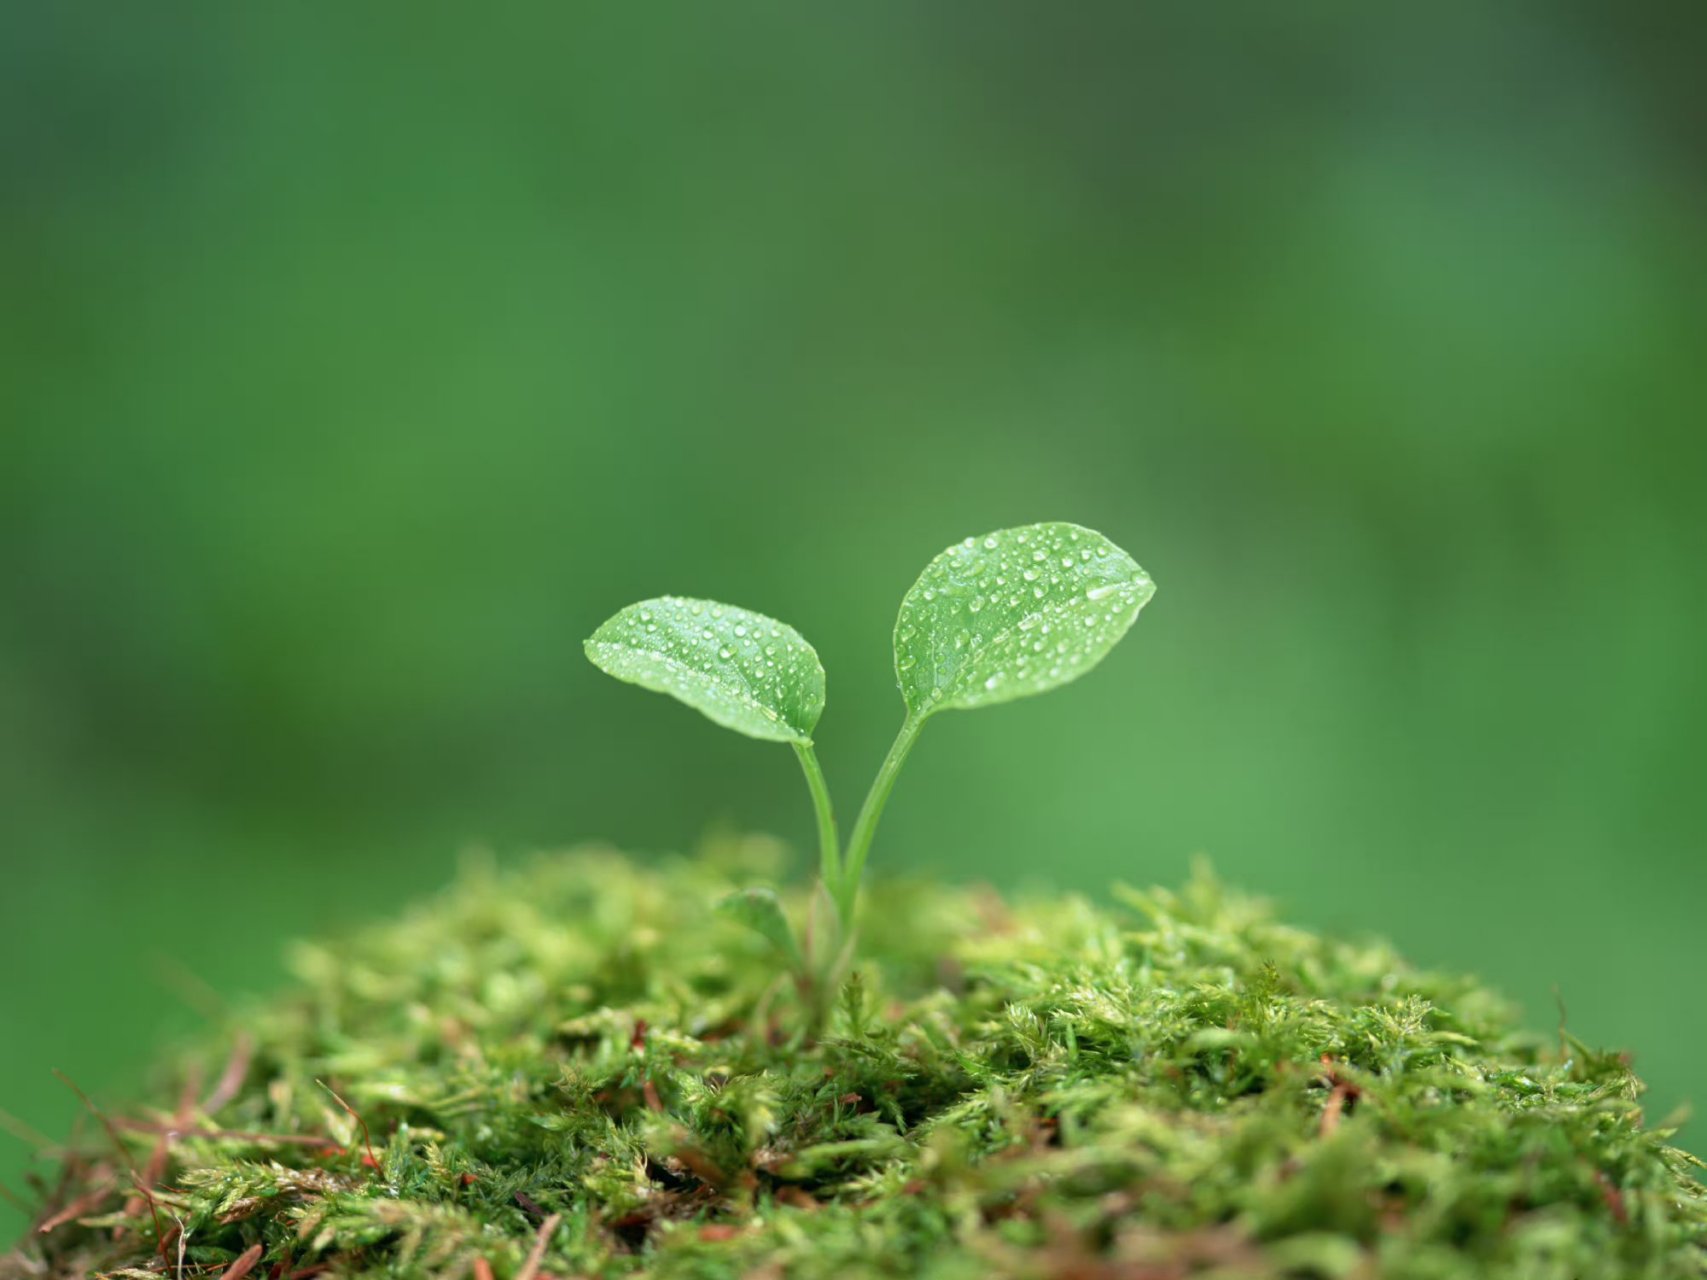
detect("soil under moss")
(6, 839), (1705, 1279)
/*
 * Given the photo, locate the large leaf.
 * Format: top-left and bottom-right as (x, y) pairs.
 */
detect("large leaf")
(893, 522), (1154, 717)
(585, 596), (824, 743)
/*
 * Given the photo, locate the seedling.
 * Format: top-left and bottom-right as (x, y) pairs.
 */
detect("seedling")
(584, 521), (1155, 972)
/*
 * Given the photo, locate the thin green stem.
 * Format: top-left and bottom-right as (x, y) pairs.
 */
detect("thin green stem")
(835, 713), (926, 928)
(793, 743), (841, 895)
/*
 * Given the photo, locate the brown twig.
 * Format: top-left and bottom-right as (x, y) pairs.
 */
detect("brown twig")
(1320, 1085), (1349, 1137)
(204, 1031), (255, 1116)
(122, 1066), (202, 1232)
(113, 1118), (336, 1148)
(1594, 1169), (1629, 1227)
(316, 1080), (379, 1171)
(218, 1242), (265, 1280)
(516, 1213), (561, 1280)
(53, 1070), (165, 1245)
(36, 1182), (115, 1234)
(674, 1146), (730, 1190)
(1316, 1055), (1363, 1138)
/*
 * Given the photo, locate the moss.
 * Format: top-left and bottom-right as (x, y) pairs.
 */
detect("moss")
(6, 838), (1705, 1279)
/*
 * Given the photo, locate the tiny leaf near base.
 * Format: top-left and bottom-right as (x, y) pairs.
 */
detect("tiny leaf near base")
(715, 887), (804, 970)
(585, 596), (825, 743)
(893, 522), (1154, 718)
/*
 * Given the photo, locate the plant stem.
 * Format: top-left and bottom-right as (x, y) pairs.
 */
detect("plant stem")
(792, 743), (841, 894)
(835, 713), (926, 927)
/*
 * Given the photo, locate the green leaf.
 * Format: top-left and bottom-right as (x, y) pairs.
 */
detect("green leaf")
(715, 887), (804, 969)
(893, 522), (1154, 718)
(585, 597), (825, 743)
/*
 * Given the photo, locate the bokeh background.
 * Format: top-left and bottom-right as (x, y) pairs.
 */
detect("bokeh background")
(3, 3), (1703, 1229)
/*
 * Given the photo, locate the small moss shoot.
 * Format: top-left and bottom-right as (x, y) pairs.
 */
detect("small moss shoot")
(6, 841), (1704, 1279)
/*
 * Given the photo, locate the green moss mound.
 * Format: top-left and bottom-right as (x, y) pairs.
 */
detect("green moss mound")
(8, 841), (1705, 1279)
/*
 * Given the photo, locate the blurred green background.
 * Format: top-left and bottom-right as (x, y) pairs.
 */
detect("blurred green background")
(3, 4), (1703, 1228)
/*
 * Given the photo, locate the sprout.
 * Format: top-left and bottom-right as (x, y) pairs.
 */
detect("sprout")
(585, 522), (1155, 973)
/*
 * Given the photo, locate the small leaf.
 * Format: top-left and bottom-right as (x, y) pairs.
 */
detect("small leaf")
(715, 887), (804, 969)
(585, 597), (824, 743)
(893, 522), (1154, 718)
